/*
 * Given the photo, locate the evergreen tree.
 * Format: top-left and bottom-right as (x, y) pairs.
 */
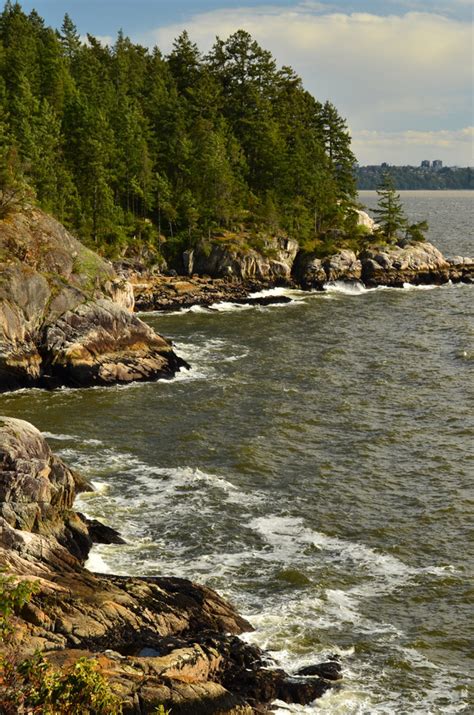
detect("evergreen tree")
(59, 13), (81, 60)
(320, 101), (357, 202)
(373, 173), (406, 242)
(0, 5), (364, 261)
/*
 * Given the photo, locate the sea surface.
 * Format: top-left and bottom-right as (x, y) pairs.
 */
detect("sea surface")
(1, 191), (473, 713)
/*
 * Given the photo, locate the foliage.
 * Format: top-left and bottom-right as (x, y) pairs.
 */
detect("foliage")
(0, 4), (358, 265)
(1, 653), (123, 714)
(404, 220), (428, 243)
(154, 706), (171, 715)
(0, 573), (38, 641)
(0, 573), (122, 714)
(373, 173), (406, 242)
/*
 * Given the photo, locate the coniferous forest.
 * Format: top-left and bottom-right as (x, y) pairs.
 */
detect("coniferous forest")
(0, 1), (358, 265)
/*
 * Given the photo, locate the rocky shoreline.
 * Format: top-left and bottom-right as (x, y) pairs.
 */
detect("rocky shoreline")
(126, 241), (473, 313)
(1, 207), (472, 391)
(0, 417), (342, 713)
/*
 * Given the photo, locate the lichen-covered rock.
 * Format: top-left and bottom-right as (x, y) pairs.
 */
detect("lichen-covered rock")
(356, 209), (378, 232)
(0, 208), (185, 391)
(360, 242), (451, 286)
(188, 233), (299, 283)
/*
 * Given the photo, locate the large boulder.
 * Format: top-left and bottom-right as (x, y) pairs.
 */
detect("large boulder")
(292, 249), (361, 289)
(0, 420), (339, 713)
(322, 250), (362, 282)
(0, 208), (185, 391)
(42, 299), (183, 388)
(360, 242), (451, 287)
(187, 233), (299, 283)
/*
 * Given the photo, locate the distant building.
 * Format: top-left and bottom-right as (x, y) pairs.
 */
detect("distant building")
(432, 160), (443, 169)
(381, 162), (389, 168)
(421, 160), (431, 168)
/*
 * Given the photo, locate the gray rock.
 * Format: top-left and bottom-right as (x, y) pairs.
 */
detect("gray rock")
(360, 242), (451, 286)
(0, 209), (185, 391)
(190, 234), (299, 283)
(322, 250), (362, 282)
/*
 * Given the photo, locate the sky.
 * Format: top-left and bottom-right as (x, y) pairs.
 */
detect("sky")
(17, 0), (474, 166)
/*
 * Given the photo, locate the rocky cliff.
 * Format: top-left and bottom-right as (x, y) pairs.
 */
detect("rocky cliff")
(0, 209), (186, 391)
(0, 418), (340, 713)
(184, 233), (299, 283)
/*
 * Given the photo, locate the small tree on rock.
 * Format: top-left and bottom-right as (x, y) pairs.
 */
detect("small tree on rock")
(373, 173), (406, 242)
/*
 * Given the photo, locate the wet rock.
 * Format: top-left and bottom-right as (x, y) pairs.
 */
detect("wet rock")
(297, 658), (343, 680)
(0, 419), (342, 713)
(230, 295), (292, 307)
(133, 276), (265, 312)
(447, 256), (474, 283)
(80, 515), (126, 545)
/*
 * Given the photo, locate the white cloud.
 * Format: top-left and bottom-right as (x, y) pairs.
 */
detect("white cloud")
(136, 4), (473, 164)
(352, 127), (474, 165)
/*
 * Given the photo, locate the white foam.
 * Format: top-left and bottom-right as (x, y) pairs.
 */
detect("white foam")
(210, 300), (254, 312)
(85, 550), (111, 574)
(248, 286), (306, 300)
(42, 431), (75, 441)
(401, 282), (441, 291)
(323, 281), (372, 296)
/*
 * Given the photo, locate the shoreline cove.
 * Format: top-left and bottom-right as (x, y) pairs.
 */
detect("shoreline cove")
(1, 191), (473, 714)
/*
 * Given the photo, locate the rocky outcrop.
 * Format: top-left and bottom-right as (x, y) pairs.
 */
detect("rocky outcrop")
(41, 299), (183, 388)
(185, 233), (299, 283)
(0, 208), (186, 391)
(356, 209), (378, 232)
(446, 255), (474, 284)
(293, 249), (361, 289)
(360, 242), (451, 287)
(0, 417), (91, 559)
(293, 241), (473, 291)
(0, 419), (341, 713)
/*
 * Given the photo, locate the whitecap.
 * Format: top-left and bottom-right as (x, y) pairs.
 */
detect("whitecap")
(42, 431), (75, 441)
(323, 281), (372, 296)
(85, 550), (111, 574)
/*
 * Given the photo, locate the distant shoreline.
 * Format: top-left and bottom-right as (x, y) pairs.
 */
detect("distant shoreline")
(356, 166), (472, 190)
(358, 188), (474, 192)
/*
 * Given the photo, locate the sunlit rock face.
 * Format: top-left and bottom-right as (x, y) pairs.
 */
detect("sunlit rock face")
(0, 208), (185, 391)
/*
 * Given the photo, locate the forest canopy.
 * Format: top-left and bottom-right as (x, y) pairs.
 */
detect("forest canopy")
(0, 2), (357, 263)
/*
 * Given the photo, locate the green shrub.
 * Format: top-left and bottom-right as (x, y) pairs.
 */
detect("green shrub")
(0, 574), (122, 714)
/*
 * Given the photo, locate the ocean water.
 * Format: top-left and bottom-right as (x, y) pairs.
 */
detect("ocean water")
(1, 191), (473, 713)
